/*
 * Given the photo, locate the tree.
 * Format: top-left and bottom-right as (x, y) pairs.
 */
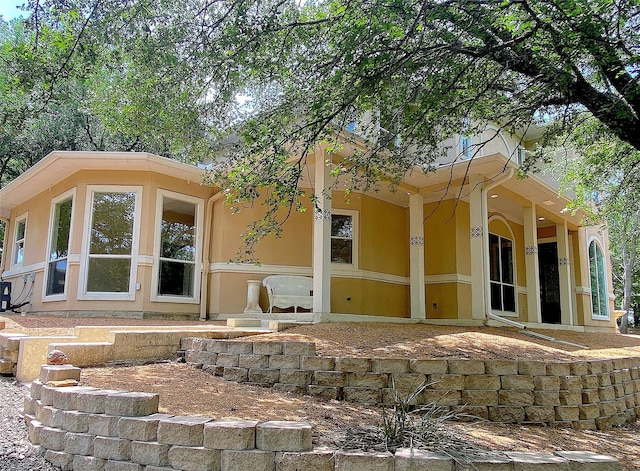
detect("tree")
(10, 0), (640, 256)
(558, 119), (640, 334)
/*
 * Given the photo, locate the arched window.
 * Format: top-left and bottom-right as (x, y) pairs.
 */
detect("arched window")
(588, 240), (608, 318)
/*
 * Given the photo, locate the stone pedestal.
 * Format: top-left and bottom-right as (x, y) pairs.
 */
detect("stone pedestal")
(244, 280), (263, 314)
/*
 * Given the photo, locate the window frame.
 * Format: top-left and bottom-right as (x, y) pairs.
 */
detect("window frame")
(11, 212), (28, 267)
(151, 189), (204, 303)
(488, 231), (518, 316)
(330, 209), (359, 268)
(588, 238), (609, 320)
(43, 189), (76, 301)
(78, 185), (142, 301)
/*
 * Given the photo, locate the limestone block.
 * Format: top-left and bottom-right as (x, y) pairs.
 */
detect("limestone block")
(30, 380), (43, 400)
(506, 452), (569, 470)
(313, 371), (348, 387)
(4, 334), (27, 350)
(204, 420), (258, 450)
(390, 373), (427, 390)
(533, 391), (560, 406)
(206, 339), (229, 353)
(44, 450), (74, 471)
(394, 448), (454, 471)
(518, 361), (547, 376)
(598, 373), (612, 387)
(186, 350), (218, 365)
(105, 391), (159, 417)
(76, 389), (122, 414)
(51, 386), (94, 410)
(598, 386), (616, 402)
(104, 460), (144, 471)
(203, 365), (225, 376)
(623, 382), (636, 395)
(614, 384), (625, 399)
(221, 449), (274, 471)
(253, 342), (283, 356)
(452, 405), (489, 420)
(581, 389), (599, 404)
(180, 337), (198, 350)
(622, 369), (632, 382)
(570, 362), (589, 376)
(61, 410), (90, 433)
(573, 419), (596, 430)
(596, 416), (618, 430)
(578, 404), (600, 420)
(484, 360), (518, 376)
(524, 406), (556, 423)
(130, 441), (170, 466)
(555, 451), (620, 471)
(275, 449), (335, 470)
(546, 363), (571, 376)
(582, 375), (600, 389)
(0, 359), (14, 374)
(269, 355), (300, 370)
(169, 446), (221, 471)
(279, 369), (312, 386)
(464, 375), (500, 390)
(157, 416), (211, 446)
(343, 387), (382, 404)
(216, 353), (239, 367)
(420, 390), (461, 406)
(93, 436), (132, 461)
(501, 375), (535, 391)
(273, 384), (307, 395)
(39, 365), (81, 383)
(248, 368), (280, 384)
(300, 356), (334, 371)
(461, 390), (498, 406)
(611, 371), (624, 384)
(239, 354), (270, 369)
(119, 413), (173, 441)
(371, 358), (410, 374)
(534, 376), (560, 391)
(588, 361), (604, 374)
(559, 376), (583, 390)
(4, 350), (18, 362)
(223, 367), (249, 382)
(410, 359), (448, 374)
(226, 341), (254, 355)
(39, 425), (66, 451)
(615, 358), (631, 369)
(64, 431), (94, 455)
(488, 406), (525, 423)
(72, 455), (107, 471)
(334, 357), (371, 373)
(428, 374), (464, 390)
(256, 421), (312, 452)
(38, 406), (62, 428)
(554, 406), (580, 421)
(448, 360), (485, 376)
(88, 414), (121, 437)
(282, 342), (316, 356)
(599, 401), (618, 417)
(40, 385), (57, 406)
(27, 418), (43, 445)
(499, 390), (534, 406)
(306, 385), (342, 400)
(334, 450), (394, 471)
(24, 396), (37, 415)
(348, 372), (388, 389)
(454, 454), (513, 470)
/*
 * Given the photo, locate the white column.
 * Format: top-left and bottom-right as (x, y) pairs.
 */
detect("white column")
(313, 150), (332, 314)
(523, 206), (541, 323)
(469, 175), (485, 320)
(556, 221), (574, 325)
(409, 194), (426, 319)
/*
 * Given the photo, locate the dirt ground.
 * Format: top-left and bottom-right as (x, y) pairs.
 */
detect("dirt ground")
(2, 315), (640, 469)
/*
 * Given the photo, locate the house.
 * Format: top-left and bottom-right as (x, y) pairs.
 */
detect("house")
(0, 125), (616, 331)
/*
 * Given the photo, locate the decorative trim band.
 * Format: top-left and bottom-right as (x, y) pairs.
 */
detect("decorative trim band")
(314, 209), (332, 221)
(409, 236), (424, 246)
(470, 226), (482, 237)
(558, 258), (570, 266)
(525, 246), (538, 255)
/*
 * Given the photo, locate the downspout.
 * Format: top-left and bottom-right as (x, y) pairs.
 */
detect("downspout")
(200, 192), (224, 321)
(480, 167), (515, 325)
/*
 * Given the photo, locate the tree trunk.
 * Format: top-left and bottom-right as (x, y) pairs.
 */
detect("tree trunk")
(620, 237), (638, 334)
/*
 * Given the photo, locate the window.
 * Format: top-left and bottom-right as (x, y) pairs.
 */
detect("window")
(81, 187), (141, 298)
(45, 192), (74, 298)
(154, 192), (202, 300)
(331, 212), (357, 265)
(589, 240), (608, 318)
(460, 135), (472, 160)
(12, 215), (27, 266)
(489, 233), (516, 313)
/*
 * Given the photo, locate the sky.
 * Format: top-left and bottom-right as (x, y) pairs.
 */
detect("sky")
(0, 0), (27, 21)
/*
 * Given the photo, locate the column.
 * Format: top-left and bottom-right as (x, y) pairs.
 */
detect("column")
(469, 175), (486, 320)
(523, 206), (541, 323)
(409, 194), (426, 319)
(556, 221), (574, 325)
(313, 150), (332, 314)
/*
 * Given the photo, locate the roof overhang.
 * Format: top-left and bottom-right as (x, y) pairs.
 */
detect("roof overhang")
(0, 151), (205, 219)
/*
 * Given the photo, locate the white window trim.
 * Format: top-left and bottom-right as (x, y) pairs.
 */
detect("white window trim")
(588, 237), (610, 320)
(12, 212), (28, 267)
(330, 209), (359, 271)
(78, 185), (142, 301)
(43, 189), (76, 302)
(488, 215), (518, 318)
(151, 189), (204, 304)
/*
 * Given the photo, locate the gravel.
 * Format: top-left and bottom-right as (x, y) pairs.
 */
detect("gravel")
(0, 377), (57, 471)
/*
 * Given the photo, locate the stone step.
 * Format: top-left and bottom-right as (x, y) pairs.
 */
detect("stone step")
(227, 318), (262, 328)
(0, 359), (15, 375)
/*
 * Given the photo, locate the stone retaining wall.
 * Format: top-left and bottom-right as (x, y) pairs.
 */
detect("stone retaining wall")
(182, 338), (640, 430)
(27, 365), (622, 470)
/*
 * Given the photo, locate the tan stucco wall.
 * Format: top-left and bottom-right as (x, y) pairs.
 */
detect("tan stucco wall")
(424, 199), (459, 275)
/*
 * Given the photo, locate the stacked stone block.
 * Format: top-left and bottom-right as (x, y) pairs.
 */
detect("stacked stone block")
(0, 332), (27, 375)
(183, 338), (640, 430)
